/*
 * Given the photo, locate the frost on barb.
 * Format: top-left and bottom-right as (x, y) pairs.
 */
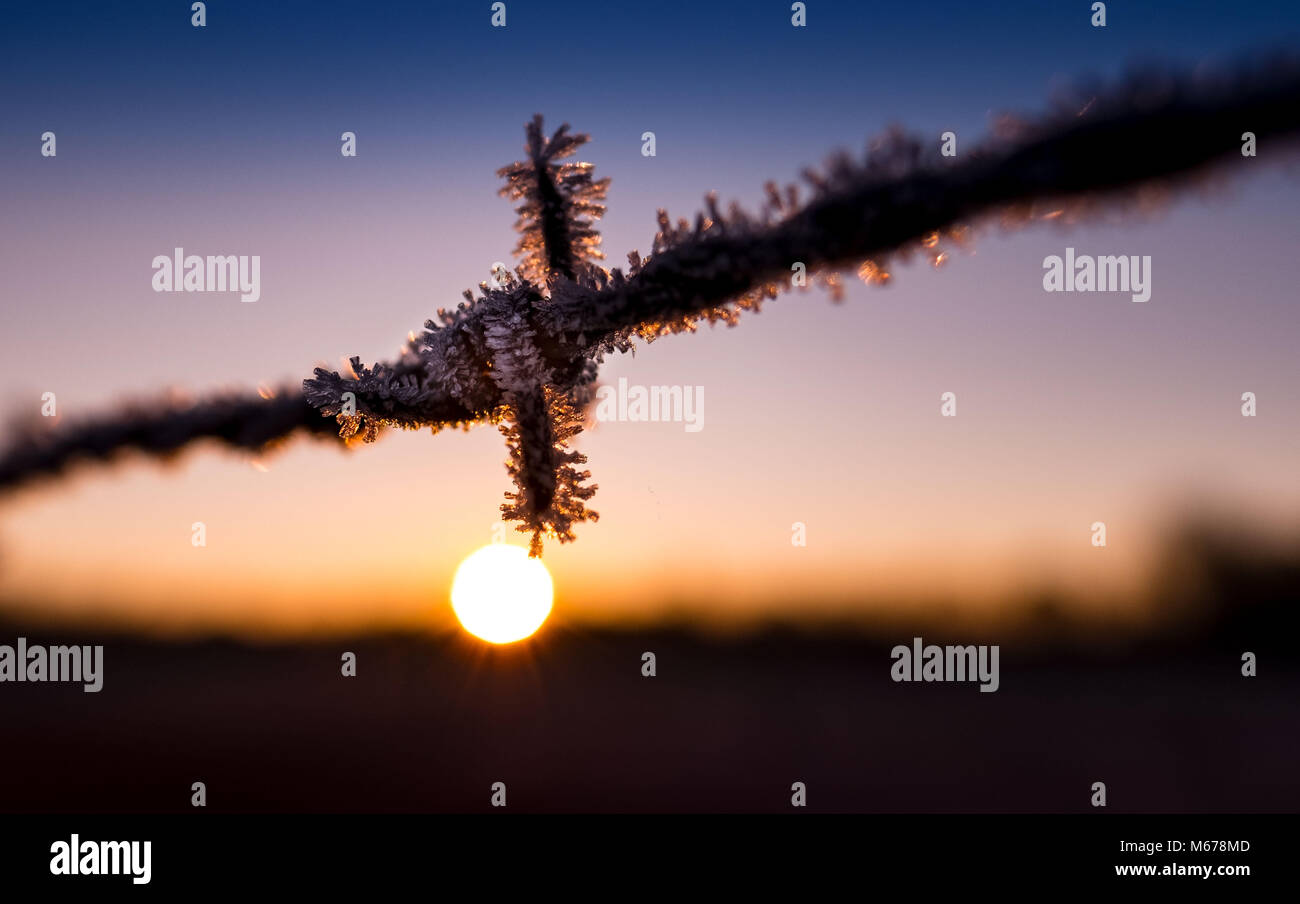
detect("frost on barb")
(479, 280), (553, 396)
(499, 386), (597, 557)
(498, 114), (610, 286)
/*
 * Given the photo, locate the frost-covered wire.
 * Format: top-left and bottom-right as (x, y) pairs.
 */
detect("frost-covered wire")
(0, 390), (338, 491)
(4, 56), (1300, 554)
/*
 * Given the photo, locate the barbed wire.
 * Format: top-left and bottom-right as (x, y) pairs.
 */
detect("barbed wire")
(4, 55), (1299, 555)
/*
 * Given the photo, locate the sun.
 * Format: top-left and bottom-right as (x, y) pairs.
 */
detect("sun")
(450, 544), (554, 643)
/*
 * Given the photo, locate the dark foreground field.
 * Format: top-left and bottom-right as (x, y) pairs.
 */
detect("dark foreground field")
(0, 616), (1293, 813)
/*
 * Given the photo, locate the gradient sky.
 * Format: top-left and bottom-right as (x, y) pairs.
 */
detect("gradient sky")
(2, 0), (1298, 636)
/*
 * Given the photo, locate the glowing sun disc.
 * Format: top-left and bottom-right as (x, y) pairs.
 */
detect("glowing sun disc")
(450, 544), (553, 643)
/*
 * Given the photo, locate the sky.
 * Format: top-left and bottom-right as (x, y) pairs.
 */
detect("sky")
(1, 0), (1298, 637)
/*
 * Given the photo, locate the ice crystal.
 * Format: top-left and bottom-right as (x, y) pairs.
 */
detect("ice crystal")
(497, 115), (610, 287)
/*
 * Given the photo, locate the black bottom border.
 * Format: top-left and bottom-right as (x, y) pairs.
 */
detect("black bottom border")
(0, 814), (1289, 892)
